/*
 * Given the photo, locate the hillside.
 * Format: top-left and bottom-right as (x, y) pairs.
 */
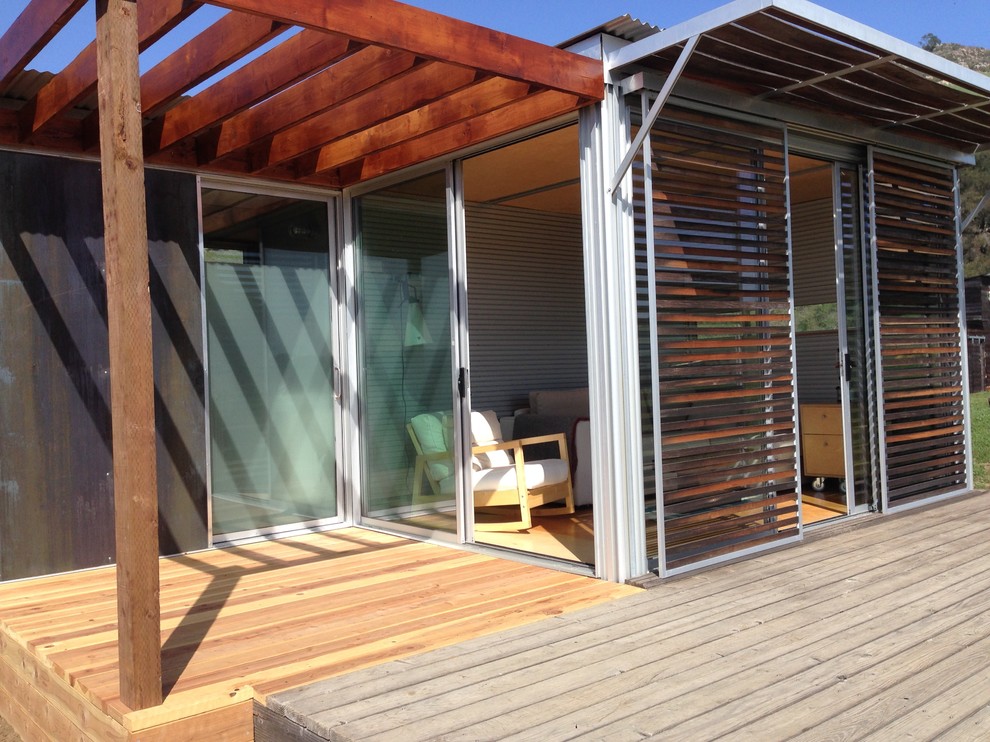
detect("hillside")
(929, 40), (990, 276)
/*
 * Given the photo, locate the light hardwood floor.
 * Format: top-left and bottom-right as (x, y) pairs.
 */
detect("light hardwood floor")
(269, 490), (990, 741)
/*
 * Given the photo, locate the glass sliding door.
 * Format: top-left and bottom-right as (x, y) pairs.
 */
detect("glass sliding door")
(203, 187), (338, 539)
(792, 154), (876, 523)
(836, 165), (876, 512)
(354, 171), (458, 535)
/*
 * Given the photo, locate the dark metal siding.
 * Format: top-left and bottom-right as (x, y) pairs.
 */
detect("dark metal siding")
(0, 151), (206, 581)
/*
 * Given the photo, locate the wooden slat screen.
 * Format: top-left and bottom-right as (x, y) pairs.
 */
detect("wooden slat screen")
(871, 152), (968, 506)
(641, 107), (799, 572)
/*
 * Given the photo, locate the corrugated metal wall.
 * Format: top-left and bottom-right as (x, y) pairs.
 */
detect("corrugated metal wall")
(0, 151), (207, 581)
(792, 199), (835, 304)
(465, 204), (587, 416)
(792, 198), (840, 404)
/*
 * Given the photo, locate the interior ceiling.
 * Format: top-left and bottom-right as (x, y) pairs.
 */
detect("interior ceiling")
(789, 154), (833, 204)
(0, 0), (603, 190)
(463, 126), (581, 215)
(625, 4), (990, 154)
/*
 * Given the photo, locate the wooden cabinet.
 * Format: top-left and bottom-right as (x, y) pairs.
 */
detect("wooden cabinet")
(799, 403), (845, 478)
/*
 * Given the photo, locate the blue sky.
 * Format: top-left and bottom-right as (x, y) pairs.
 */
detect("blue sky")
(1, 0), (988, 74)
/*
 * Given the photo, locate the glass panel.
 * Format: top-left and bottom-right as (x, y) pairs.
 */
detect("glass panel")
(461, 126), (591, 563)
(790, 155), (846, 521)
(355, 172), (456, 533)
(838, 166), (875, 509)
(204, 189), (336, 537)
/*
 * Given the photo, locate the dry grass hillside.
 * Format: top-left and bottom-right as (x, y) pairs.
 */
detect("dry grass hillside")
(931, 41), (990, 75)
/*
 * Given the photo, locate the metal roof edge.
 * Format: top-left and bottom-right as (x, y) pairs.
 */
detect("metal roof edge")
(606, 0), (772, 70)
(557, 14), (662, 50)
(606, 0), (990, 97)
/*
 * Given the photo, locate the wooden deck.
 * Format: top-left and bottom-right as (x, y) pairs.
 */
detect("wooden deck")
(267, 491), (990, 741)
(0, 528), (637, 741)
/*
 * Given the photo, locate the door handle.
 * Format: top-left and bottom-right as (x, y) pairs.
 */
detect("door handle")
(333, 366), (341, 400)
(458, 367), (469, 399)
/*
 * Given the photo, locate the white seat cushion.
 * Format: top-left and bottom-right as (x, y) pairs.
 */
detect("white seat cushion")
(471, 458), (569, 493)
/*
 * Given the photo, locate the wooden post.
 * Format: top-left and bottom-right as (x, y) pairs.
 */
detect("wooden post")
(95, 0), (162, 710)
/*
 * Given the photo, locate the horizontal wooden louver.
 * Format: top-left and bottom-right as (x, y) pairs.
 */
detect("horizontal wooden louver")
(642, 108), (798, 571)
(872, 153), (968, 505)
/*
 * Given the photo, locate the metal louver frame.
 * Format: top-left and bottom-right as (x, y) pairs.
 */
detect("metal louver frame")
(869, 150), (971, 509)
(638, 106), (800, 575)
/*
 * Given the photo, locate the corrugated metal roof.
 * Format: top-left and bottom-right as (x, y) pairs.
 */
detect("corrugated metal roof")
(608, 0), (990, 154)
(2, 69), (53, 103)
(558, 15), (662, 50)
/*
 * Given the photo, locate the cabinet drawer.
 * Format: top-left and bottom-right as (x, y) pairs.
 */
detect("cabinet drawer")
(800, 403), (842, 435)
(802, 433), (845, 476)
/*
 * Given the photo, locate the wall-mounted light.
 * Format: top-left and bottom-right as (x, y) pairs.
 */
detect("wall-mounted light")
(403, 276), (432, 347)
(289, 225), (317, 238)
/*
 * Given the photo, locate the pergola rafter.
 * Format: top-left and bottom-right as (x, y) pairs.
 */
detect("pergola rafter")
(0, 0), (87, 89)
(144, 29), (358, 157)
(21, 0), (202, 140)
(0, 0), (604, 191)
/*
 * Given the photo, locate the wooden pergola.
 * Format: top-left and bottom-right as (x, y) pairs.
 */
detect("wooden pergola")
(0, 0), (603, 711)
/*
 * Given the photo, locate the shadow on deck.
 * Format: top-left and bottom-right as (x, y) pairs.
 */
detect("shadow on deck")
(266, 491), (990, 741)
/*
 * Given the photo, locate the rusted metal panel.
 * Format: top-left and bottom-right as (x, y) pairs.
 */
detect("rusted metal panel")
(0, 151), (207, 581)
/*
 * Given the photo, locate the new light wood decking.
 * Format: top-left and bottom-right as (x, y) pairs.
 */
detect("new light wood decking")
(0, 528), (637, 741)
(268, 491), (990, 741)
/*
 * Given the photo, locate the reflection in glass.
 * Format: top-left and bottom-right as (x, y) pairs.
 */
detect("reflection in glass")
(354, 172), (456, 533)
(203, 189), (336, 537)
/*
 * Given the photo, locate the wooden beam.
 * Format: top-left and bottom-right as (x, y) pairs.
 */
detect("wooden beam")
(203, 45), (417, 162)
(250, 61), (479, 173)
(94, 0), (162, 712)
(23, 0), (200, 140)
(306, 76), (534, 176)
(336, 90), (582, 186)
(145, 29), (354, 157)
(139, 12), (287, 118)
(82, 10), (288, 151)
(206, 0), (604, 100)
(0, 0), (87, 91)
(0, 107), (82, 149)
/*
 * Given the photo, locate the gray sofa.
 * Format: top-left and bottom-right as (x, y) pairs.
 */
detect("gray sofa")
(501, 388), (592, 507)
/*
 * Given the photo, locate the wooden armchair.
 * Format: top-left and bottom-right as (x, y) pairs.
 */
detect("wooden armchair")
(407, 410), (575, 531)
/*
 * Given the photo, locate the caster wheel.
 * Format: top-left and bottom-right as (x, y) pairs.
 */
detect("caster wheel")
(811, 477), (826, 491)
(840, 480), (847, 493)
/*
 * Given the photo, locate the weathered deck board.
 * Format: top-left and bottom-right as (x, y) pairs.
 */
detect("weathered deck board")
(269, 491), (990, 741)
(0, 527), (636, 740)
